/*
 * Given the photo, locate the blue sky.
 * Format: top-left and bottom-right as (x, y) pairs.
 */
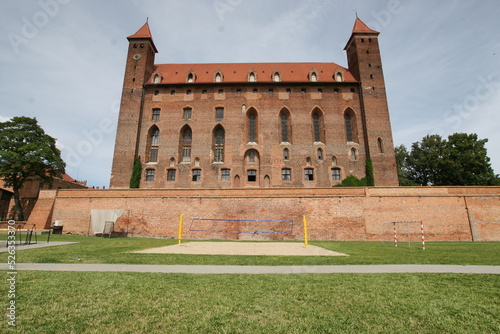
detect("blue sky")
(1, 0), (499, 187)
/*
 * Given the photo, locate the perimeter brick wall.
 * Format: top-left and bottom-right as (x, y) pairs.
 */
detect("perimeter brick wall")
(44, 187), (500, 241)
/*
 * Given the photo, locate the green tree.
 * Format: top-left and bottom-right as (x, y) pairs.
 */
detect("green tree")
(365, 158), (375, 186)
(334, 175), (366, 187)
(129, 156), (142, 188)
(395, 145), (419, 186)
(407, 134), (446, 185)
(440, 133), (499, 186)
(0, 117), (65, 220)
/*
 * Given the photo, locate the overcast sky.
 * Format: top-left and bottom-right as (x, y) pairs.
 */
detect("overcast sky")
(1, 0), (499, 187)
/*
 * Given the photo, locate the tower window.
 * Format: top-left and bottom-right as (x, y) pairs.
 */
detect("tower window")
(248, 113), (256, 143)
(281, 113), (289, 143)
(183, 108), (192, 120)
(283, 148), (289, 160)
(332, 168), (341, 181)
(215, 107), (224, 119)
(248, 150), (255, 163)
(192, 169), (201, 182)
(282, 168), (291, 181)
(345, 113), (353, 142)
(304, 168), (314, 181)
(313, 112), (321, 142)
(247, 170), (257, 182)
(213, 127), (225, 163)
(378, 137), (384, 153)
(152, 108), (160, 120)
(351, 148), (357, 161)
(317, 148), (323, 161)
(181, 127), (192, 163)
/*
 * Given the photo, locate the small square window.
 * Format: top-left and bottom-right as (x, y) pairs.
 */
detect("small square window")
(268, 89), (274, 94)
(221, 169), (230, 181)
(215, 107), (224, 119)
(317, 88), (323, 93)
(334, 88), (340, 93)
(171, 90), (176, 95)
(247, 170), (257, 182)
(253, 89), (258, 93)
(167, 169), (176, 181)
(192, 169), (201, 182)
(187, 90), (192, 95)
(304, 168), (314, 181)
(218, 89), (224, 94)
(149, 148), (158, 163)
(286, 88), (291, 93)
(202, 89), (208, 94)
(350, 88), (355, 93)
(236, 89), (242, 94)
(301, 88), (306, 93)
(146, 169), (155, 181)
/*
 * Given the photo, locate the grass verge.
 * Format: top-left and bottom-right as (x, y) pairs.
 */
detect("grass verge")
(1, 235), (499, 266)
(0, 272), (498, 333)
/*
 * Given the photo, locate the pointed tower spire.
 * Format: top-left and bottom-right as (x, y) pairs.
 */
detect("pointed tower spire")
(351, 17), (379, 34)
(127, 22), (158, 53)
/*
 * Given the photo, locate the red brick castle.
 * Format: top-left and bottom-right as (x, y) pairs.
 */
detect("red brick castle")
(110, 18), (399, 189)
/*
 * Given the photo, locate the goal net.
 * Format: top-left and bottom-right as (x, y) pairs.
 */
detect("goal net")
(188, 218), (295, 236)
(382, 221), (425, 249)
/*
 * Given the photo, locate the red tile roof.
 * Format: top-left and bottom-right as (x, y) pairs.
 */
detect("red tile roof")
(149, 62), (357, 84)
(352, 18), (379, 34)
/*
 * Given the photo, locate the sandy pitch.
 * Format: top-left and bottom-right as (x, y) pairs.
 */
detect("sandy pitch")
(134, 242), (348, 256)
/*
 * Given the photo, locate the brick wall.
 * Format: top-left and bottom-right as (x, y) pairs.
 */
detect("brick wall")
(44, 187), (500, 241)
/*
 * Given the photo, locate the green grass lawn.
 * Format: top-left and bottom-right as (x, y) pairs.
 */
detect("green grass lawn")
(1, 234), (499, 265)
(0, 271), (498, 333)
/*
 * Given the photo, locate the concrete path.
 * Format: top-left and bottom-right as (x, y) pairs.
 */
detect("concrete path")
(2, 263), (499, 274)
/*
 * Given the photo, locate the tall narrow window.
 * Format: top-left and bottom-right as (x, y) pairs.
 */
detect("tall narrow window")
(351, 148), (357, 161)
(317, 148), (323, 161)
(282, 168), (291, 181)
(378, 137), (384, 153)
(183, 108), (192, 120)
(152, 108), (160, 120)
(249, 72), (256, 82)
(248, 150), (255, 163)
(281, 113), (288, 143)
(311, 72), (317, 82)
(147, 127), (160, 163)
(215, 72), (222, 82)
(146, 169), (155, 181)
(213, 126), (225, 163)
(336, 72), (343, 82)
(283, 148), (289, 160)
(249, 113), (256, 142)
(215, 107), (224, 119)
(313, 112), (321, 142)
(273, 72), (280, 82)
(187, 73), (195, 83)
(305, 168), (314, 181)
(153, 74), (161, 84)
(345, 113), (353, 142)
(181, 127), (192, 163)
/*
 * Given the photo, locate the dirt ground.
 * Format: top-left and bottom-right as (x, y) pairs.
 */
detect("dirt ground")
(133, 242), (348, 256)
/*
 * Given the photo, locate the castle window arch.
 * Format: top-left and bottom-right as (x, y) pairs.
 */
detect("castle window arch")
(335, 72), (343, 82)
(310, 72), (318, 82)
(283, 148), (290, 160)
(146, 125), (160, 163)
(187, 72), (195, 83)
(279, 108), (292, 143)
(378, 137), (384, 153)
(311, 108), (325, 143)
(344, 108), (359, 143)
(351, 148), (358, 161)
(248, 72), (256, 82)
(153, 74), (161, 84)
(246, 108), (258, 143)
(213, 125), (225, 163)
(215, 72), (223, 83)
(179, 125), (192, 163)
(273, 71), (281, 82)
(317, 148), (324, 161)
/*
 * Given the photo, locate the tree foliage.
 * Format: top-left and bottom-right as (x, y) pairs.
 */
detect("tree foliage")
(396, 133), (499, 186)
(0, 116), (65, 220)
(365, 158), (375, 186)
(334, 175), (367, 187)
(129, 156), (142, 188)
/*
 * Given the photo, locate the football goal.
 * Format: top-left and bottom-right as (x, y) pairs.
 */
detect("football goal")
(383, 220), (426, 250)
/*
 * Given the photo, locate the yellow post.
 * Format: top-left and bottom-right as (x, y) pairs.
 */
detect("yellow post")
(178, 214), (184, 245)
(302, 215), (308, 247)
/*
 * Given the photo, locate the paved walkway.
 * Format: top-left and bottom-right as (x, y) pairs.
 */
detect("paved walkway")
(2, 263), (499, 274)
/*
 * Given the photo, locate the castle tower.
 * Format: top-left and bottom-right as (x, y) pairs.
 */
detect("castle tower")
(344, 18), (399, 185)
(110, 23), (158, 188)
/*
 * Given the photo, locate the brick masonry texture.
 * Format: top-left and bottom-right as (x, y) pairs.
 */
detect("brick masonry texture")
(30, 187), (500, 241)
